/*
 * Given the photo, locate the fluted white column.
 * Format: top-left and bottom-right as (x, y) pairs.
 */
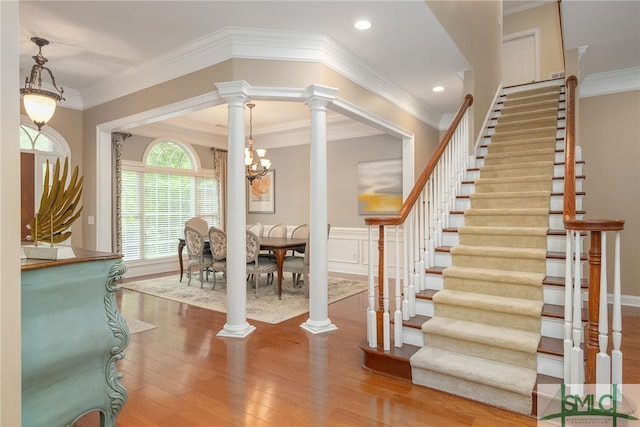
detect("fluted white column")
(216, 81), (255, 338)
(301, 85), (338, 334)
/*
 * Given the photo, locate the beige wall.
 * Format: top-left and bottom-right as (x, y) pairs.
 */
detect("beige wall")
(247, 135), (402, 228)
(503, 2), (564, 81)
(427, 0), (503, 143)
(579, 90), (640, 297)
(81, 58), (437, 250)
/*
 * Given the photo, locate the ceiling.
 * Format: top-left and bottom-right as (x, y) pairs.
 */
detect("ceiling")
(19, 1), (639, 148)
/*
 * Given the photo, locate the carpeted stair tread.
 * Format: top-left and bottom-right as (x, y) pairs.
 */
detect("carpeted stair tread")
(474, 176), (552, 193)
(483, 147), (556, 164)
(474, 175), (552, 185)
(451, 244), (546, 259)
(506, 86), (560, 99)
(410, 347), (537, 397)
(497, 107), (559, 123)
(458, 224), (548, 237)
(463, 207), (549, 217)
(486, 138), (557, 154)
(422, 316), (541, 354)
(433, 289), (543, 319)
(500, 101), (560, 117)
(495, 116), (558, 132)
(490, 126), (557, 142)
(478, 162), (554, 179)
(443, 265), (545, 286)
(470, 190), (551, 199)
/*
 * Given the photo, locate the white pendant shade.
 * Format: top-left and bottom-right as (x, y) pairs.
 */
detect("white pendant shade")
(23, 94), (57, 126)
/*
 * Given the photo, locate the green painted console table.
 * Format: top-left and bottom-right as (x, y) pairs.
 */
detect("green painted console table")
(21, 248), (129, 427)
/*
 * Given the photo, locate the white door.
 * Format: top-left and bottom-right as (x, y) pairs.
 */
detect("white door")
(503, 34), (537, 86)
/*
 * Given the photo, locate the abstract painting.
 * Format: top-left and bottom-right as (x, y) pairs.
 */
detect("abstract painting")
(357, 159), (402, 215)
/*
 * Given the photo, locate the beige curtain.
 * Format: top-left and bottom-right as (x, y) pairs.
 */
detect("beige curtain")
(111, 132), (131, 254)
(212, 148), (228, 231)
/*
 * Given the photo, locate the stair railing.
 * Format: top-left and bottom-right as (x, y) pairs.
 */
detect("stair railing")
(365, 94), (473, 350)
(562, 75), (625, 394)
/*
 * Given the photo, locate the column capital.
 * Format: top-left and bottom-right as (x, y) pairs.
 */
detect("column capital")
(215, 81), (252, 105)
(304, 84), (338, 108)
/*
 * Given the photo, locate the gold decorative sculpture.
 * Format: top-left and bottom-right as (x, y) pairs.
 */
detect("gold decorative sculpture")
(27, 157), (83, 245)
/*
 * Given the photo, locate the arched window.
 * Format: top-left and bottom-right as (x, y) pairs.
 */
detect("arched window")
(121, 139), (219, 262)
(19, 121), (72, 242)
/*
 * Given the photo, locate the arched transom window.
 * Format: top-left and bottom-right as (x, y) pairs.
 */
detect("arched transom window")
(121, 139), (219, 262)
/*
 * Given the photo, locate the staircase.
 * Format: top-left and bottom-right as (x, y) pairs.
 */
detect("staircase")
(410, 82), (577, 415)
(361, 79), (591, 415)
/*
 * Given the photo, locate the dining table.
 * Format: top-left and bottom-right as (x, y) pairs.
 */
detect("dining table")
(178, 235), (306, 299)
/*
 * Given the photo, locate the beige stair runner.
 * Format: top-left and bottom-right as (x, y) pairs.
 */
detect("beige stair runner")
(410, 85), (561, 415)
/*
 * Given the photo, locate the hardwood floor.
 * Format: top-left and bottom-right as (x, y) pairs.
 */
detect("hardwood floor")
(77, 272), (639, 427)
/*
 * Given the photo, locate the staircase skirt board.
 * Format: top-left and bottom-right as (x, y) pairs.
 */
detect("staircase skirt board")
(410, 83), (563, 416)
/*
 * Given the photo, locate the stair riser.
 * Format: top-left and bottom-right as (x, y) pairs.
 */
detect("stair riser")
(478, 138), (566, 156)
(433, 252), (581, 277)
(486, 128), (565, 141)
(443, 229), (577, 253)
(487, 119), (566, 135)
(460, 177), (582, 196)
(490, 106), (565, 123)
(448, 211), (584, 230)
(475, 153), (580, 170)
(455, 194), (583, 213)
(424, 274), (585, 306)
(411, 297), (579, 343)
(467, 162), (584, 179)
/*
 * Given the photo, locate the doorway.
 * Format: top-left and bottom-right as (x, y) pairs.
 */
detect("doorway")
(503, 30), (539, 87)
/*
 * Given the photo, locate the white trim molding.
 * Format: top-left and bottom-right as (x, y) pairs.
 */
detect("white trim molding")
(579, 67), (640, 98)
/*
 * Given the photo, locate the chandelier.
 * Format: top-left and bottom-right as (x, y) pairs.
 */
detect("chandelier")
(244, 103), (271, 184)
(20, 37), (65, 131)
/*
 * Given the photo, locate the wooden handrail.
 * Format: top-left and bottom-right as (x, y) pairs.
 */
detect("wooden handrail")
(365, 94), (474, 227)
(563, 75), (578, 221)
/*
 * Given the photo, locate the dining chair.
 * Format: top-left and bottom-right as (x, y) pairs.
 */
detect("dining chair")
(247, 222), (263, 237)
(185, 216), (209, 236)
(267, 223), (287, 238)
(282, 235), (310, 298)
(184, 225), (213, 287)
(258, 223), (288, 284)
(287, 224), (309, 284)
(246, 230), (278, 297)
(208, 226), (227, 290)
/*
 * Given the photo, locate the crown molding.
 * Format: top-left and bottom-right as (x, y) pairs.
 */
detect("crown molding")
(78, 26), (438, 126)
(579, 67), (640, 98)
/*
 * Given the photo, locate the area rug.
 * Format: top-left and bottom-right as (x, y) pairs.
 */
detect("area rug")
(120, 275), (368, 324)
(125, 316), (157, 334)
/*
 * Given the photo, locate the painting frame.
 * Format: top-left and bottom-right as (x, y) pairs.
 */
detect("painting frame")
(357, 159), (403, 215)
(248, 169), (275, 214)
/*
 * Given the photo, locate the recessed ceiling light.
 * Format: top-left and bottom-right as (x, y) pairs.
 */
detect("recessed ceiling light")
(354, 20), (372, 31)
(432, 86), (445, 92)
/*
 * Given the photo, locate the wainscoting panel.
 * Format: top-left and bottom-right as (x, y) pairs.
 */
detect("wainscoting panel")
(125, 225), (405, 279)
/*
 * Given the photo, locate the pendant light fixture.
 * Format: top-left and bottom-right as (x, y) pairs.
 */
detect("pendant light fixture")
(20, 37), (65, 131)
(244, 103), (271, 184)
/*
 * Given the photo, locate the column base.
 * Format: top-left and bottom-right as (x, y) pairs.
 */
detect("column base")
(217, 322), (256, 338)
(300, 318), (338, 334)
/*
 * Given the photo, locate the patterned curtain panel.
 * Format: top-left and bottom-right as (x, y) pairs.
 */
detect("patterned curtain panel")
(111, 132), (131, 254)
(212, 148), (228, 231)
